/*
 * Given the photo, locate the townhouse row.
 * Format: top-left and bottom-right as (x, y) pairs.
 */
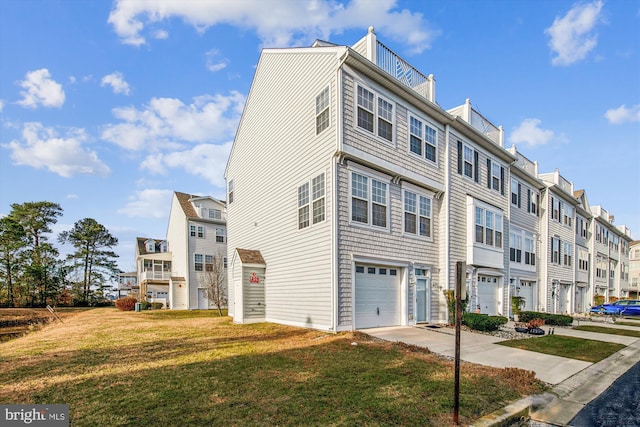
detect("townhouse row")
(224, 28), (634, 331)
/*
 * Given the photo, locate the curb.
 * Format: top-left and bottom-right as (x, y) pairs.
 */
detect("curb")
(471, 393), (555, 427)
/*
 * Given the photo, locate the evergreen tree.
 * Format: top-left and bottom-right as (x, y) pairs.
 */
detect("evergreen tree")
(0, 216), (28, 306)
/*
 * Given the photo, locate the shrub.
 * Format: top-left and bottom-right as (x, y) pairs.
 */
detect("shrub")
(462, 312), (508, 332)
(444, 289), (469, 324)
(593, 295), (605, 307)
(150, 302), (164, 310)
(511, 296), (526, 315)
(527, 318), (544, 329)
(139, 301), (151, 310)
(115, 296), (137, 311)
(519, 311), (573, 326)
(608, 296), (619, 303)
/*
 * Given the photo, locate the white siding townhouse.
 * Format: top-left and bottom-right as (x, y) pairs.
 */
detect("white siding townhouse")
(573, 190), (592, 313)
(226, 28), (521, 331)
(134, 237), (171, 307)
(165, 191), (228, 310)
(629, 241), (640, 299)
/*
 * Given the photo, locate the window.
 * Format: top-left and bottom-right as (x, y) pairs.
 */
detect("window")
(403, 190), (432, 238)
(298, 182), (309, 229)
(489, 161), (502, 192)
(552, 238), (560, 264)
(368, 267), (376, 274)
(351, 172), (387, 228)
(528, 190), (538, 216)
(356, 85), (394, 142)
(579, 250), (589, 271)
(379, 268), (387, 275)
(475, 206), (502, 249)
(596, 256), (607, 279)
(197, 226), (204, 238)
(316, 87), (330, 134)
(563, 242), (572, 266)
(208, 209), (222, 220)
(510, 232), (522, 263)
(216, 228), (225, 243)
(147, 242), (155, 252)
(551, 197), (559, 221)
(524, 234), (535, 266)
(228, 179), (234, 204)
(298, 173), (325, 230)
(610, 261), (616, 279)
(194, 254), (203, 271)
(190, 225), (196, 237)
(563, 204), (573, 227)
(356, 266), (365, 273)
(205, 255), (214, 272)
(312, 173), (325, 224)
(408, 115), (436, 162)
(224, 257), (228, 269)
(511, 178), (519, 206)
(464, 145), (474, 178)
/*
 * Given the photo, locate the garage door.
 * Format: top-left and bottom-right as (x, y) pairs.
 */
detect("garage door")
(477, 275), (498, 315)
(517, 281), (535, 312)
(355, 264), (401, 329)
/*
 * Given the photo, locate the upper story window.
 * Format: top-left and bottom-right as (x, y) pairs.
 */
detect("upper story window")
(576, 217), (587, 238)
(146, 242), (155, 252)
(457, 141), (478, 181)
(596, 256), (607, 279)
(356, 85), (394, 143)
(563, 242), (572, 266)
(351, 171), (388, 229)
(298, 173), (325, 230)
(528, 189), (538, 216)
(509, 232), (522, 263)
(551, 197), (559, 221)
(190, 225), (196, 237)
(316, 86), (330, 135)
(194, 254), (203, 271)
(475, 206), (503, 249)
(403, 190), (432, 238)
(563, 204), (574, 227)
(487, 160), (504, 194)
(216, 228), (225, 243)
(578, 250), (589, 271)
(511, 178), (520, 207)
(408, 115), (436, 163)
(228, 179), (234, 204)
(205, 255), (214, 272)
(551, 237), (561, 264)
(208, 209), (222, 220)
(524, 233), (535, 266)
(197, 226), (204, 238)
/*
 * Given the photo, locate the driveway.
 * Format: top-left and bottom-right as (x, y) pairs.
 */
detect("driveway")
(362, 325), (591, 385)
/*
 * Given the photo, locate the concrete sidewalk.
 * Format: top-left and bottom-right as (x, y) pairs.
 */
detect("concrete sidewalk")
(362, 325), (591, 385)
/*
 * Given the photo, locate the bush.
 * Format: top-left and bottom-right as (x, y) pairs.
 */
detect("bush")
(593, 295), (605, 307)
(115, 296), (137, 311)
(519, 311), (573, 326)
(150, 302), (164, 310)
(139, 301), (151, 310)
(462, 312), (508, 332)
(444, 289), (469, 324)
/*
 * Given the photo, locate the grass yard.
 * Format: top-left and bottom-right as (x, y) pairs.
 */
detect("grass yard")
(498, 335), (625, 363)
(0, 308), (546, 426)
(574, 325), (640, 338)
(615, 320), (640, 328)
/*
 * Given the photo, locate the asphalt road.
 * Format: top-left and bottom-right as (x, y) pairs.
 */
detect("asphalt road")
(568, 360), (640, 427)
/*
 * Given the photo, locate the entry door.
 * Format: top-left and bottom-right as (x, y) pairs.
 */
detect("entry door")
(198, 288), (208, 309)
(416, 278), (428, 322)
(558, 285), (569, 314)
(575, 287), (585, 313)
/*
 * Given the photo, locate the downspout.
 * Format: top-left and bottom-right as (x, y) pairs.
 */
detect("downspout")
(444, 123), (451, 322)
(185, 217), (190, 310)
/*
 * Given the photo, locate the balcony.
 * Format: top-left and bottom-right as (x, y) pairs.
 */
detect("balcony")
(140, 269), (171, 282)
(448, 99), (504, 146)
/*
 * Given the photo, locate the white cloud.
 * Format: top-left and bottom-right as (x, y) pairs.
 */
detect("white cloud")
(65, 194), (79, 199)
(17, 68), (65, 108)
(508, 118), (556, 147)
(108, 0), (439, 54)
(118, 189), (174, 218)
(604, 104), (640, 124)
(205, 49), (230, 72)
(101, 91), (245, 151)
(153, 29), (168, 39)
(101, 72), (131, 95)
(140, 142), (232, 188)
(4, 122), (111, 178)
(0, 99), (3, 112)
(545, 0), (604, 66)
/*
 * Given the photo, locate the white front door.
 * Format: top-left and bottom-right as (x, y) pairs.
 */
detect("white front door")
(355, 265), (401, 329)
(416, 278), (429, 323)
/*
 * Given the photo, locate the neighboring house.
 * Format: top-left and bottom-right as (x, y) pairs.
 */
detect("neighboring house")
(573, 190), (592, 313)
(224, 28), (634, 330)
(117, 271), (137, 298)
(135, 237), (171, 307)
(629, 241), (640, 299)
(507, 147), (543, 313)
(166, 191), (227, 310)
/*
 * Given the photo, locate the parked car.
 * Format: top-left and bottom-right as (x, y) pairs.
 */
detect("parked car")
(590, 300), (640, 315)
(621, 305), (640, 316)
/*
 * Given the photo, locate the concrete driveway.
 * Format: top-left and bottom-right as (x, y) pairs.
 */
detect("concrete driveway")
(362, 324), (591, 385)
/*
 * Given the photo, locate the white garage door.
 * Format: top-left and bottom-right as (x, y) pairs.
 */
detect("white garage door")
(355, 265), (401, 329)
(477, 275), (498, 315)
(517, 281), (535, 312)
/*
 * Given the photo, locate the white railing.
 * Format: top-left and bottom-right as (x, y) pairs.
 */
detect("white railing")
(376, 41), (432, 101)
(470, 109), (502, 145)
(140, 270), (171, 282)
(558, 175), (572, 194)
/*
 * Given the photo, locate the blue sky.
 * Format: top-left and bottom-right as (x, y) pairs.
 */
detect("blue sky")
(1, 0), (639, 272)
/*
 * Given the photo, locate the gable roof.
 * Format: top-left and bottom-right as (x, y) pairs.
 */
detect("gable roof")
(175, 191), (200, 218)
(136, 237), (165, 255)
(236, 248), (266, 265)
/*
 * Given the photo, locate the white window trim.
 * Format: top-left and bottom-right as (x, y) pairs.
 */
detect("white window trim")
(348, 165), (391, 232)
(407, 111), (439, 166)
(402, 185), (434, 241)
(315, 86), (330, 135)
(353, 81), (396, 146)
(472, 199), (504, 250)
(297, 172), (326, 231)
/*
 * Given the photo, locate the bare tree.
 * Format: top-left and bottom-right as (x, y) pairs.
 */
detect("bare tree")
(200, 253), (227, 316)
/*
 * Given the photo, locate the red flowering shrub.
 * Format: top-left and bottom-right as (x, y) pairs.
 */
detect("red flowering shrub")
(115, 296), (137, 311)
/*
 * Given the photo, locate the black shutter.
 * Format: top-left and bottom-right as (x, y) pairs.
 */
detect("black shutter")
(527, 189), (531, 213)
(474, 150), (479, 183)
(500, 167), (505, 195)
(558, 200), (562, 223)
(457, 140), (462, 175)
(486, 158), (491, 188)
(536, 193), (540, 217)
(517, 183), (521, 208)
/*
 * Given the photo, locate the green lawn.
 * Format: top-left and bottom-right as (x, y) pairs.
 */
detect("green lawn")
(574, 325), (640, 338)
(0, 308), (546, 426)
(615, 320), (640, 328)
(498, 335), (625, 363)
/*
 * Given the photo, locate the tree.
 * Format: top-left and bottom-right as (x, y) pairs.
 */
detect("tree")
(9, 201), (63, 306)
(0, 216), (28, 306)
(200, 253), (227, 316)
(58, 218), (119, 304)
